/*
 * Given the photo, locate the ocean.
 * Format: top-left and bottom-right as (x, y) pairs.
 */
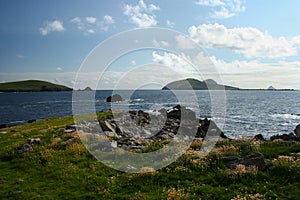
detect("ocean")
(0, 90), (299, 139)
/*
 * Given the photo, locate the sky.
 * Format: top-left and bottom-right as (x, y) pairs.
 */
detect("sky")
(0, 0), (300, 89)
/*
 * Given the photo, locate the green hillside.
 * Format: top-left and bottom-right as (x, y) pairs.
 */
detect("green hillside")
(0, 80), (72, 92)
(162, 78), (240, 90)
(0, 112), (300, 199)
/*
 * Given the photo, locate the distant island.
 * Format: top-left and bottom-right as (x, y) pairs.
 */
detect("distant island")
(162, 78), (240, 90)
(0, 80), (72, 92)
(162, 78), (296, 91)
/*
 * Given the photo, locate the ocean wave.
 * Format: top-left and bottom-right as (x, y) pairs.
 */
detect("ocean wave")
(270, 113), (300, 120)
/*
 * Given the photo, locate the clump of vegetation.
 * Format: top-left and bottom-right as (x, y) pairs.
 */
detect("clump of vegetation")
(1, 112), (300, 199)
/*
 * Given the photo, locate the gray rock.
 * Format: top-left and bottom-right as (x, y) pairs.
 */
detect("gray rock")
(64, 129), (75, 133)
(226, 152), (266, 170)
(27, 138), (41, 145)
(294, 124), (300, 137)
(106, 94), (123, 102)
(0, 131), (7, 135)
(16, 143), (33, 154)
(61, 137), (75, 145)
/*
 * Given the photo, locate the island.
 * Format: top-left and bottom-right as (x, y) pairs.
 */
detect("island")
(162, 78), (240, 90)
(0, 80), (73, 92)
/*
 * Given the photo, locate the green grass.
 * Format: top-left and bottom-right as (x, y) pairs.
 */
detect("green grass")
(0, 80), (72, 92)
(1, 113), (300, 199)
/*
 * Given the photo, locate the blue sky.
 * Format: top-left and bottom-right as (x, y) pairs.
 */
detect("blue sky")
(0, 0), (300, 89)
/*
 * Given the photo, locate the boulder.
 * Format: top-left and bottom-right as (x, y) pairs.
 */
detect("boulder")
(61, 137), (75, 146)
(99, 120), (116, 133)
(270, 133), (300, 141)
(253, 134), (266, 141)
(27, 138), (41, 145)
(294, 124), (300, 137)
(27, 119), (36, 123)
(0, 124), (8, 129)
(106, 94), (123, 102)
(167, 105), (196, 120)
(226, 152), (266, 170)
(16, 143), (33, 154)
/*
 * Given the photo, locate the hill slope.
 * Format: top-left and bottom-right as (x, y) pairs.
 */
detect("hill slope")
(0, 80), (72, 92)
(162, 78), (240, 90)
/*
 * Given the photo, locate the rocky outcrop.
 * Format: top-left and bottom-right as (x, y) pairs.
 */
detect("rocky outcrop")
(77, 105), (228, 151)
(224, 152), (266, 170)
(270, 133), (300, 142)
(16, 143), (33, 154)
(106, 94), (123, 102)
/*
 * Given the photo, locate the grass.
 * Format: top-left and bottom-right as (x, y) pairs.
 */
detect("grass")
(1, 112), (300, 199)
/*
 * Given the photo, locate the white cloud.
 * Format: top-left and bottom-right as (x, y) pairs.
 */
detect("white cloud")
(166, 20), (175, 28)
(131, 60), (136, 65)
(57, 67), (62, 71)
(175, 35), (197, 49)
(195, 0), (225, 6)
(71, 15), (115, 33)
(123, 0), (160, 28)
(86, 16), (97, 24)
(101, 15), (115, 31)
(86, 29), (95, 34)
(211, 7), (235, 18)
(70, 17), (84, 30)
(103, 15), (115, 24)
(195, 0), (246, 19)
(188, 23), (297, 58)
(39, 20), (65, 36)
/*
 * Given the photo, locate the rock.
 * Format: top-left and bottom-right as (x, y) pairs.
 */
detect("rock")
(99, 120), (116, 133)
(106, 94), (123, 102)
(111, 140), (118, 148)
(0, 124), (8, 129)
(253, 134), (266, 141)
(197, 118), (226, 139)
(64, 129), (75, 133)
(0, 131), (7, 135)
(61, 137), (75, 145)
(270, 133), (300, 142)
(226, 152), (266, 170)
(16, 143), (33, 154)
(65, 125), (77, 132)
(27, 138), (41, 145)
(294, 124), (300, 137)
(27, 119), (36, 123)
(167, 105), (196, 121)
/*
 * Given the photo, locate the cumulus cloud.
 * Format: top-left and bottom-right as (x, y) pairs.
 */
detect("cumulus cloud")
(195, 0), (246, 19)
(123, 0), (160, 28)
(70, 15), (115, 33)
(175, 35), (198, 49)
(86, 16), (97, 24)
(166, 20), (175, 28)
(103, 15), (115, 24)
(39, 20), (65, 36)
(57, 67), (62, 71)
(188, 23), (297, 58)
(101, 15), (115, 31)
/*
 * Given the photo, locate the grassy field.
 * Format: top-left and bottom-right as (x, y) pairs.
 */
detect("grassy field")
(0, 80), (72, 92)
(1, 112), (300, 199)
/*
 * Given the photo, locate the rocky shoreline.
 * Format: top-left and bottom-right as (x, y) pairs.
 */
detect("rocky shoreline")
(70, 105), (300, 152)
